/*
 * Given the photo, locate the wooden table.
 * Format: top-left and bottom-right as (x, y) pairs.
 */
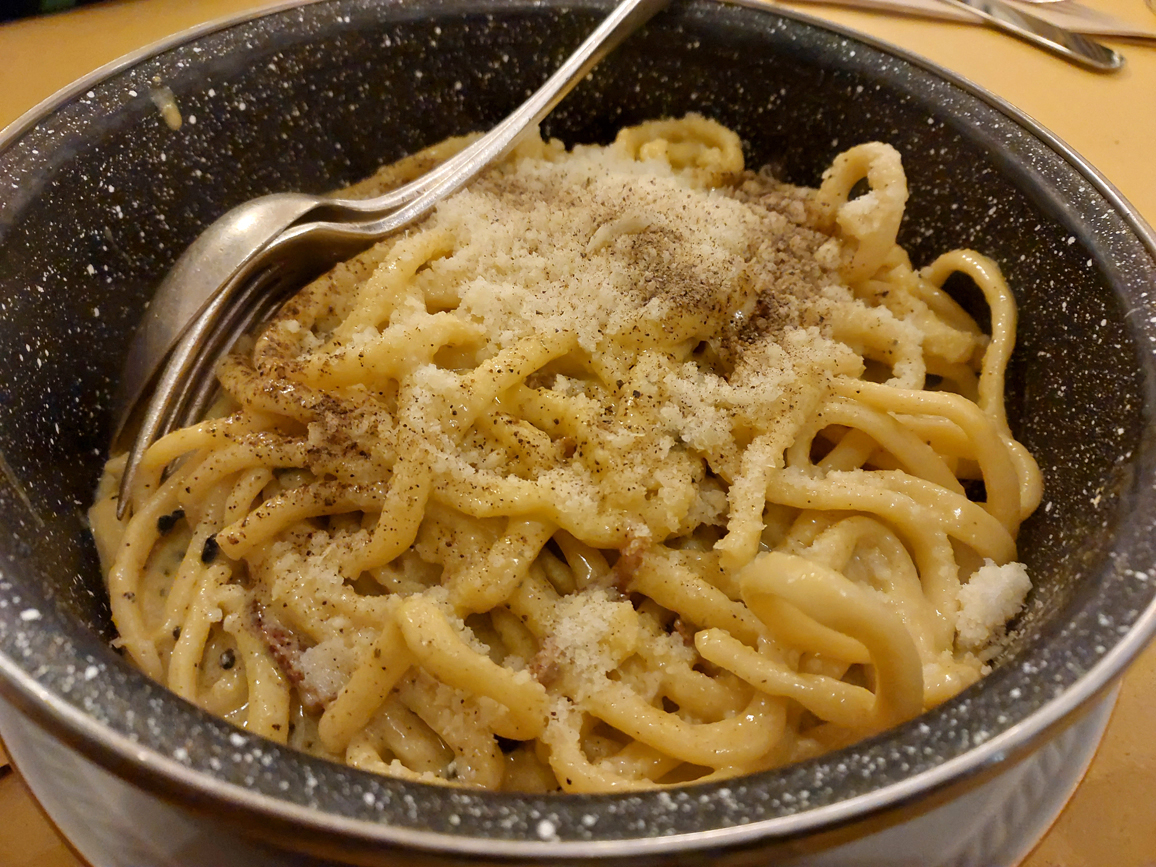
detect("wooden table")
(1, 1), (1154, 865)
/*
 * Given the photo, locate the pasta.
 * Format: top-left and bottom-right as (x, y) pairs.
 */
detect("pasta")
(90, 114), (1042, 792)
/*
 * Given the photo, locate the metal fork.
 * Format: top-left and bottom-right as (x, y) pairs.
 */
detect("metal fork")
(114, 0), (671, 518)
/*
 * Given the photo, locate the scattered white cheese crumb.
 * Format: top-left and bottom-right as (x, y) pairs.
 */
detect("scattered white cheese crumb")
(956, 559), (1032, 651)
(298, 637), (358, 701)
(550, 588), (638, 700)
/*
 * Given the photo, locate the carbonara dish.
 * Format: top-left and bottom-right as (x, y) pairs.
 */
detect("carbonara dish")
(91, 115), (1042, 792)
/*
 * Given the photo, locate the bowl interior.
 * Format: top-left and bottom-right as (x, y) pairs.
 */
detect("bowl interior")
(1, 0), (1155, 852)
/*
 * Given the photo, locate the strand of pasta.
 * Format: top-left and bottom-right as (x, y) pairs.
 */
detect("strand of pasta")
(628, 547), (765, 646)
(814, 142), (908, 284)
(831, 379), (1023, 530)
(922, 249), (1043, 518)
(728, 549), (922, 727)
(396, 595), (549, 741)
(346, 695), (453, 780)
(166, 566), (234, 700)
(106, 459), (207, 679)
(786, 396), (964, 493)
(397, 673), (505, 788)
(765, 466), (1015, 562)
(93, 118), (1043, 792)
(584, 687), (786, 769)
(318, 612), (411, 753)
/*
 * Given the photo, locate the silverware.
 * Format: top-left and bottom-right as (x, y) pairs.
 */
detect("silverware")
(938, 0), (1125, 68)
(1013, 0), (1130, 19)
(113, 0), (672, 517)
(1009, 0), (1149, 31)
(773, 0), (1156, 40)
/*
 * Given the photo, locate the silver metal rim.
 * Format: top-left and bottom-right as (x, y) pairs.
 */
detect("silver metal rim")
(0, 0), (1153, 858)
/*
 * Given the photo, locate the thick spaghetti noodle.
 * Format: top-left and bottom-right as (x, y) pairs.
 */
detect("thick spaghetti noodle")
(91, 115), (1042, 792)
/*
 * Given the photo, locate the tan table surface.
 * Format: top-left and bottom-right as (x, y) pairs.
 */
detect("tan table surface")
(1, 1), (1154, 865)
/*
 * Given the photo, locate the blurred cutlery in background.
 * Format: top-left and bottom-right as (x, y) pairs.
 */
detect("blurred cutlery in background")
(773, 0), (1156, 38)
(938, 0), (1125, 67)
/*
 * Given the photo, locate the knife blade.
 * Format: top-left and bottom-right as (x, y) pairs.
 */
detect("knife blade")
(937, 0), (1125, 69)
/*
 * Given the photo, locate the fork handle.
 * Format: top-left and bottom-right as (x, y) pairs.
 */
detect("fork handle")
(115, 0), (671, 517)
(299, 0), (673, 227)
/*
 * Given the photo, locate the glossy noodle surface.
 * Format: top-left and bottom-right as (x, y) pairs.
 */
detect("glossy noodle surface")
(91, 116), (1041, 792)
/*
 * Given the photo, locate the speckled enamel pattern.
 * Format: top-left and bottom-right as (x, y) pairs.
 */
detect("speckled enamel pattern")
(0, 0), (1154, 862)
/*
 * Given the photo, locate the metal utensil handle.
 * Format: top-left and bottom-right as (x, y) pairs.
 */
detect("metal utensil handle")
(939, 0), (1124, 71)
(115, 0), (671, 516)
(296, 0), (673, 241)
(324, 0), (672, 219)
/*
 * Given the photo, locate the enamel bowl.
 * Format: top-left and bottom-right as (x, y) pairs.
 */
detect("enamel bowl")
(1, 1), (1155, 864)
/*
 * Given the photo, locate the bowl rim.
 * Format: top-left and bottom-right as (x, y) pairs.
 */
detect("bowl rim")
(1, 0), (1155, 858)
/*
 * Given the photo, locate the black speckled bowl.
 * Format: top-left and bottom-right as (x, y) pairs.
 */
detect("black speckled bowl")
(2, 0), (1155, 863)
